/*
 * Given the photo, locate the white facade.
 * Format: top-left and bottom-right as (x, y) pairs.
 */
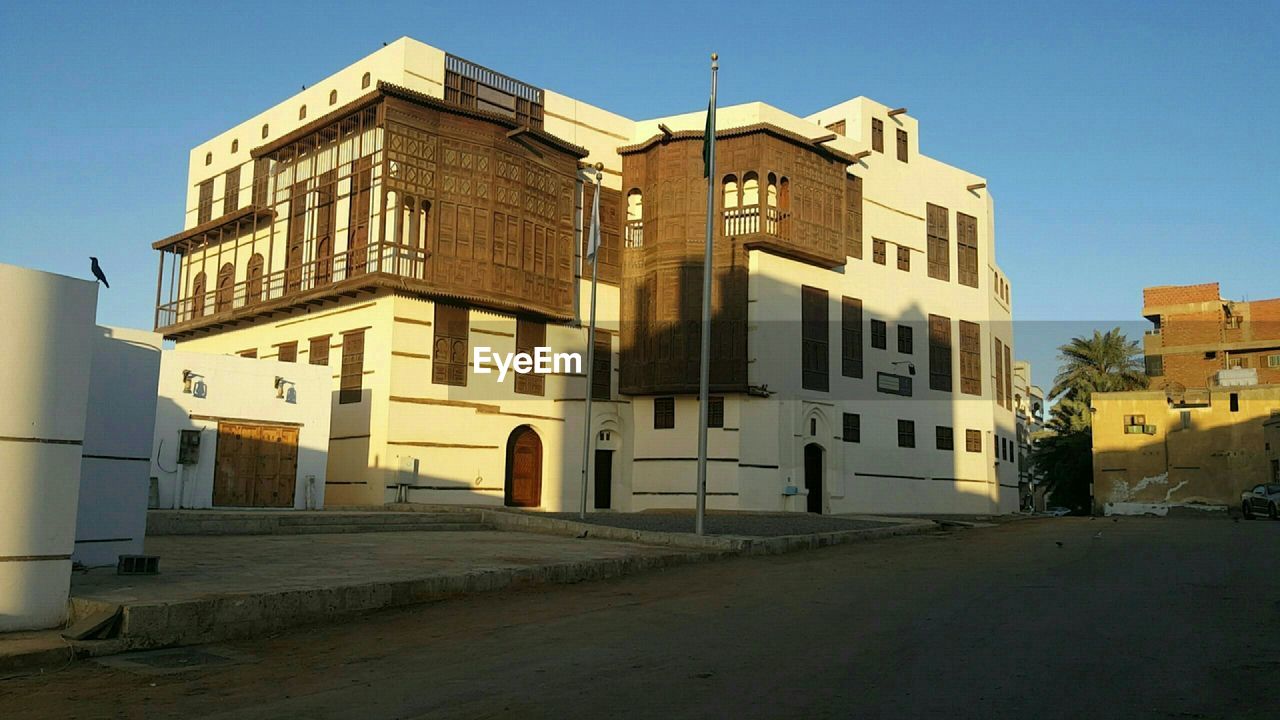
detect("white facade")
(151, 349), (332, 510)
(0, 264), (98, 631)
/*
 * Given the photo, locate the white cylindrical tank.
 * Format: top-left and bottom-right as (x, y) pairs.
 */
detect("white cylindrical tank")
(0, 263), (98, 631)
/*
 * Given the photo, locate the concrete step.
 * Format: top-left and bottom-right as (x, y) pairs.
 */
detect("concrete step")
(147, 510), (492, 536)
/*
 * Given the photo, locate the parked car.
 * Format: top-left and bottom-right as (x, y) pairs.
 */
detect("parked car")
(1241, 483), (1280, 519)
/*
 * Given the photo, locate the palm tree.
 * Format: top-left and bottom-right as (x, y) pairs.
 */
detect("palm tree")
(1048, 328), (1147, 431)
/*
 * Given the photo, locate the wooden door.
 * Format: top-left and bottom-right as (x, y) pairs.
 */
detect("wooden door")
(594, 449), (613, 509)
(505, 427), (542, 507)
(213, 423), (299, 507)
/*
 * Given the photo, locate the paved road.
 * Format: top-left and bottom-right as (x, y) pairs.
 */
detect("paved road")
(3, 516), (1277, 719)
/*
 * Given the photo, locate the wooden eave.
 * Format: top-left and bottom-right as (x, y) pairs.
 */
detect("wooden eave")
(619, 122), (861, 165)
(152, 206), (276, 251)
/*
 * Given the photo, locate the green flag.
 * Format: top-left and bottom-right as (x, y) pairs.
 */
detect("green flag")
(702, 100), (712, 178)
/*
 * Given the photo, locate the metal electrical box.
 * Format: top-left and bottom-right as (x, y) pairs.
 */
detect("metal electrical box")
(178, 429), (201, 465)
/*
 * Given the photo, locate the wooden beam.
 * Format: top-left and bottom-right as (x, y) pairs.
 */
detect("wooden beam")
(967, 182), (987, 192)
(506, 126), (530, 139)
(658, 123), (674, 139)
(852, 150), (871, 162)
(811, 133), (838, 145)
(887, 107), (907, 117)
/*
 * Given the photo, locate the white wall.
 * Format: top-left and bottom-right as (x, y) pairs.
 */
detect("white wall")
(0, 264), (98, 631)
(150, 350), (332, 509)
(74, 326), (163, 567)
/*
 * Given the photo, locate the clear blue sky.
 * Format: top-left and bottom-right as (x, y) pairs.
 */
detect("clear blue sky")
(1, 1), (1276, 391)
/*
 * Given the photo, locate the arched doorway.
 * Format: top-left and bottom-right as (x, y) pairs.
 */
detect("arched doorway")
(804, 443), (824, 514)
(505, 426), (542, 508)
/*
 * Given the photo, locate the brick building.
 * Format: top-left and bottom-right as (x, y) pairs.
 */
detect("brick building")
(1142, 282), (1280, 390)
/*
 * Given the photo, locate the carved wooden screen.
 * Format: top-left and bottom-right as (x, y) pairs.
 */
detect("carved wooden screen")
(215, 263), (234, 313)
(223, 166), (241, 214)
(348, 157), (372, 277)
(581, 185), (621, 285)
(197, 180), (214, 224)
(846, 175), (863, 259)
(842, 296), (863, 378)
(309, 335), (330, 366)
(926, 203), (950, 281)
(278, 342), (297, 363)
(191, 271), (207, 318)
(993, 336), (1005, 405)
(286, 180), (307, 291)
(314, 170), (336, 286)
(929, 314), (953, 392)
(592, 329), (612, 401)
(246, 254), (264, 304)
(957, 212), (979, 288)
(801, 285), (829, 392)
(514, 318), (545, 396)
(432, 303), (469, 387)
(252, 158), (270, 207)
(1004, 342), (1013, 410)
(958, 320), (980, 396)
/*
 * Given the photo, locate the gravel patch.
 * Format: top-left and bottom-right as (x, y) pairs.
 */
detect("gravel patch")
(545, 512), (895, 537)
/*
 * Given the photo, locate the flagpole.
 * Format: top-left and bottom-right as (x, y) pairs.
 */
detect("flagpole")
(578, 163), (604, 519)
(696, 53), (718, 536)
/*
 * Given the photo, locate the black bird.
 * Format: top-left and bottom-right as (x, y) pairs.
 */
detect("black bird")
(89, 257), (109, 288)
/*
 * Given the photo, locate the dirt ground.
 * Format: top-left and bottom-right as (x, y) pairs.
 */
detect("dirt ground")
(2, 515), (1277, 719)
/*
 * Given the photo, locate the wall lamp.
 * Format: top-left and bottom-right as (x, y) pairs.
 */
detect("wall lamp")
(274, 376), (288, 399)
(891, 361), (917, 376)
(182, 369), (201, 394)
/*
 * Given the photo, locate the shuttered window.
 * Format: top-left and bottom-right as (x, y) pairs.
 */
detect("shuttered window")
(842, 296), (863, 378)
(898, 420), (915, 448)
(898, 324), (913, 354)
(1145, 355), (1164, 377)
(929, 315), (953, 392)
(339, 331), (364, 404)
(843, 413), (861, 443)
(309, 335), (330, 366)
(223, 166), (241, 214)
(872, 118), (884, 153)
(896, 129), (909, 162)
(654, 397), (675, 429)
(708, 397), (724, 428)
(251, 158), (270, 207)
(432, 304), (469, 387)
(965, 429), (982, 453)
(897, 245), (910, 271)
(277, 342), (297, 363)
(960, 320), (982, 396)
(847, 174), (863, 259)
(994, 337), (1005, 407)
(592, 330), (612, 401)
(801, 286), (829, 392)
(1004, 342), (1013, 411)
(197, 180), (214, 224)
(514, 319), (545, 396)
(957, 212), (979, 288)
(926, 203), (950, 281)
(936, 426), (954, 451)
(872, 238), (886, 265)
(871, 319), (887, 350)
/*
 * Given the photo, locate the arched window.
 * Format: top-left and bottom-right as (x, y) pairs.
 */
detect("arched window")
(204, 152), (212, 166)
(625, 189), (643, 248)
(779, 176), (791, 211)
(231, 139), (239, 154)
(246, 254), (264, 303)
(329, 89), (338, 106)
(216, 263), (235, 313)
(766, 173), (778, 207)
(361, 72), (372, 89)
(261, 123), (269, 139)
(722, 175), (739, 208)
(190, 271), (207, 318)
(298, 105), (307, 120)
(742, 172), (759, 207)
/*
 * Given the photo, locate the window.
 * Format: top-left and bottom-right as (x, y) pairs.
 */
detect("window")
(1124, 414), (1146, 426)
(197, 179), (214, 224)
(897, 245), (910, 271)
(898, 420), (916, 448)
(801, 286), (829, 392)
(965, 429), (981, 453)
(994, 337), (1006, 408)
(592, 330), (612, 401)
(204, 152), (212, 166)
(277, 342), (297, 363)
(811, 418), (817, 436)
(722, 174), (739, 208)
(348, 157), (374, 274)
(957, 212), (979, 288)
(1004, 342), (1013, 410)
(339, 331), (364, 404)
(252, 158), (270, 207)
(362, 72), (371, 89)
(871, 118), (884, 153)
(261, 123), (269, 139)
(309, 335), (330, 366)
(329, 89), (338, 105)
(896, 128), (909, 162)
(843, 413), (861, 443)
(708, 397), (724, 428)
(842, 297), (863, 378)
(190, 271), (207, 317)
(238, 348), (257, 359)
(898, 324), (913, 355)
(298, 105), (307, 120)
(1269, 354), (1280, 368)
(1145, 355), (1164, 377)
(514, 318), (546, 396)
(223, 166), (240, 214)
(871, 319), (887, 350)
(625, 189), (644, 248)
(936, 426), (954, 451)
(1230, 393), (1239, 413)
(847, 174), (863, 259)
(654, 397), (675, 429)
(873, 238), (886, 265)
(1229, 356), (1248, 369)
(960, 320), (981, 396)
(231, 139), (238, 154)
(215, 263), (234, 313)
(1181, 410), (1191, 430)
(432, 304), (469, 386)
(246, 254), (264, 304)
(929, 315), (953, 392)
(1226, 315), (1242, 329)
(926, 203), (950, 281)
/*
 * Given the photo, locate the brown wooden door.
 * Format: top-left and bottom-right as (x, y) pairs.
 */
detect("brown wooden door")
(213, 423), (299, 507)
(505, 426), (542, 507)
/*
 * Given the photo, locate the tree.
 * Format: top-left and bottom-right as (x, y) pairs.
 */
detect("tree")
(1034, 328), (1148, 513)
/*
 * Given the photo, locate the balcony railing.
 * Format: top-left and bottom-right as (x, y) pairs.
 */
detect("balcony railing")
(723, 205), (789, 239)
(625, 220), (644, 248)
(156, 241), (427, 330)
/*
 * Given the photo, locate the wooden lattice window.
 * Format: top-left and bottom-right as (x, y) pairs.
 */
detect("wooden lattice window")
(285, 180), (307, 292)
(582, 186), (621, 284)
(444, 54), (544, 129)
(197, 180), (214, 224)
(842, 296), (863, 378)
(960, 320), (981, 396)
(339, 330), (365, 404)
(245, 254), (264, 304)
(314, 170), (337, 286)
(871, 319), (887, 350)
(847, 174), (863, 259)
(994, 337), (1005, 407)
(514, 318), (546, 396)
(872, 118), (884, 153)
(223, 166), (240, 214)
(957, 212), (979, 288)
(190, 271), (207, 318)
(843, 413), (860, 443)
(897, 420), (915, 448)
(215, 263), (234, 313)
(348, 157), (373, 276)
(801, 285), (829, 392)
(1004, 342), (1013, 411)
(592, 330), (611, 401)
(929, 314), (953, 392)
(897, 128), (909, 162)
(432, 304), (469, 386)
(897, 245), (910, 272)
(277, 342), (297, 363)
(309, 335), (330, 366)
(966, 429), (981, 453)
(936, 426), (954, 451)
(251, 158), (270, 207)
(707, 397), (724, 429)
(926, 203), (950, 281)
(654, 397), (675, 429)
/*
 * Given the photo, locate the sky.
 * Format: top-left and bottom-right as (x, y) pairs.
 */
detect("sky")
(1, 1), (1276, 392)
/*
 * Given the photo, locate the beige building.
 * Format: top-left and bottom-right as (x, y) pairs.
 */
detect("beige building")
(150, 37), (1018, 514)
(1091, 383), (1280, 515)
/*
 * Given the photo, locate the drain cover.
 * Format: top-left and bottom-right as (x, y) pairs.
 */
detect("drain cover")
(95, 647), (254, 675)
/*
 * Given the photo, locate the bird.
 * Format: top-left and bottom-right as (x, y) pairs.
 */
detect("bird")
(89, 257), (109, 288)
